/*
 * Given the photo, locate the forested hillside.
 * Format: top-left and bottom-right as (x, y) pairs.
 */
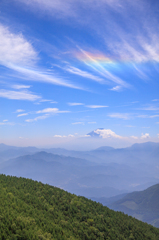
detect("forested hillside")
(0, 175), (159, 239)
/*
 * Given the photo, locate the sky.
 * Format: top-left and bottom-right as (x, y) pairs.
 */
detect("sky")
(0, 0), (159, 149)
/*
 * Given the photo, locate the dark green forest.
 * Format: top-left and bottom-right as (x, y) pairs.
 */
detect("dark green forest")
(0, 174), (159, 240)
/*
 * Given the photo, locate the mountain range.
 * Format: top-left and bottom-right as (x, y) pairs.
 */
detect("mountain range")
(108, 183), (159, 228)
(0, 141), (159, 227)
(0, 142), (158, 199)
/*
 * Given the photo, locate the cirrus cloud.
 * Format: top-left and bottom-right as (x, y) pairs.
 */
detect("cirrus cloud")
(65, 66), (105, 83)
(36, 108), (70, 114)
(0, 89), (41, 101)
(108, 113), (131, 120)
(17, 113), (28, 117)
(86, 105), (108, 109)
(12, 84), (31, 89)
(0, 24), (37, 67)
(0, 23), (84, 90)
(72, 122), (84, 125)
(25, 115), (48, 122)
(68, 102), (84, 106)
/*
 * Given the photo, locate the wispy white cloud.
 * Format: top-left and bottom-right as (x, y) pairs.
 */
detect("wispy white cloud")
(72, 122), (84, 125)
(149, 115), (159, 118)
(54, 134), (74, 138)
(109, 113), (159, 120)
(15, 109), (25, 113)
(0, 89), (41, 101)
(17, 0), (121, 19)
(131, 101), (139, 104)
(132, 64), (148, 80)
(19, 137), (28, 139)
(54, 135), (66, 138)
(17, 113), (28, 117)
(17, 0), (77, 18)
(12, 84), (31, 89)
(131, 136), (138, 139)
(0, 24), (37, 67)
(137, 114), (159, 118)
(138, 106), (159, 111)
(152, 99), (159, 102)
(6, 1), (159, 94)
(140, 36), (159, 62)
(141, 133), (150, 139)
(148, 106), (159, 111)
(65, 66), (105, 83)
(137, 115), (148, 118)
(110, 86), (122, 91)
(109, 39), (145, 63)
(0, 23), (84, 90)
(1, 2), (130, 91)
(17, 0), (159, 68)
(25, 115), (48, 122)
(40, 99), (52, 103)
(36, 99), (58, 104)
(86, 105), (108, 109)
(108, 113), (131, 120)
(88, 122), (96, 124)
(68, 102), (84, 106)
(106, 18), (159, 65)
(0, 121), (14, 126)
(9, 64), (84, 90)
(36, 108), (70, 114)
(68, 134), (74, 137)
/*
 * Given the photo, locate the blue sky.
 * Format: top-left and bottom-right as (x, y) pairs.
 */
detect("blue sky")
(0, 0), (159, 149)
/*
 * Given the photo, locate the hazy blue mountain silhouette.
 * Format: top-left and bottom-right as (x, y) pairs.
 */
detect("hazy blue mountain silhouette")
(0, 142), (159, 199)
(109, 183), (159, 228)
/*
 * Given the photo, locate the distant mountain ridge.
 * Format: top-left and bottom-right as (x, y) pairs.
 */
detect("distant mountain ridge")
(1, 141), (159, 163)
(0, 142), (159, 197)
(0, 151), (128, 198)
(109, 183), (159, 228)
(92, 146), (114, 151)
